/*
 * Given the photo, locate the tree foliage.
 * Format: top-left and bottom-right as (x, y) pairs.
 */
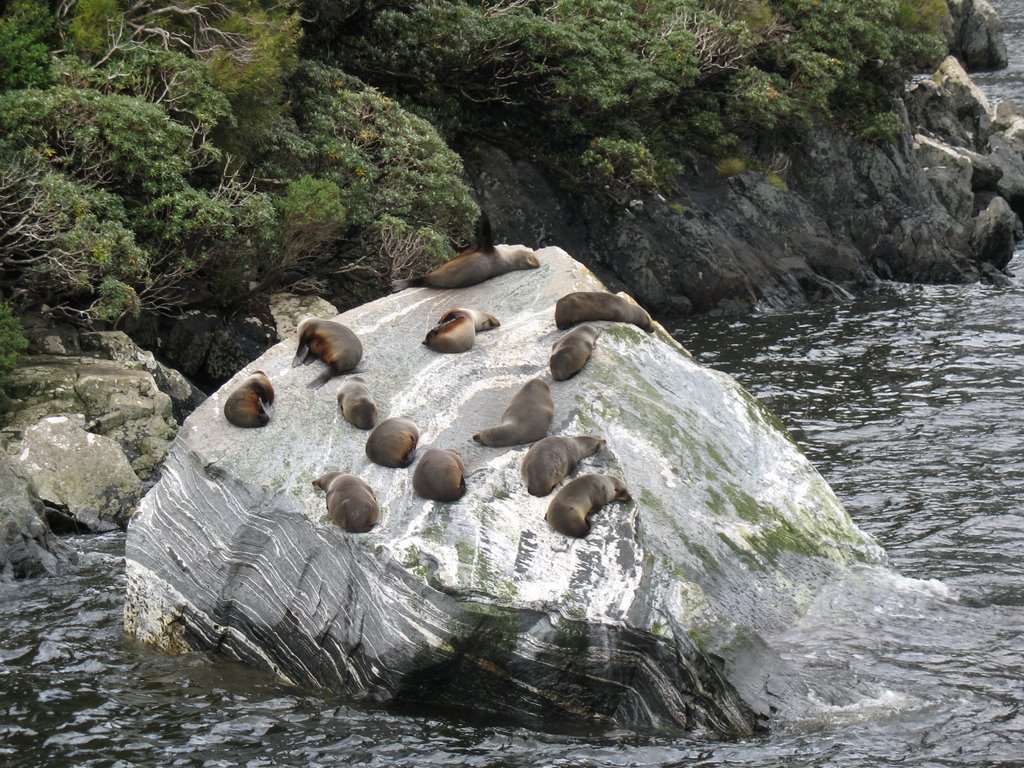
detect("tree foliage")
(304, 0), (947, 182)
(0, 0), (949, 329)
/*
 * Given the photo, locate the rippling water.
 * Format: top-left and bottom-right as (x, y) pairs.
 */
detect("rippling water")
(8, 274), (1024, 768)
(7, 7), (1024, 766)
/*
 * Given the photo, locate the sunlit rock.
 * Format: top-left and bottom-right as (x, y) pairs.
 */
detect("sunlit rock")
(124, 247), (883, 735)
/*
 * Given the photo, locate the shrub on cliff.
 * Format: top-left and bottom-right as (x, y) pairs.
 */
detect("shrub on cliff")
(302, 0), (947, 184)
(0, 300), (28, 379)
(254, 62), (478, 296)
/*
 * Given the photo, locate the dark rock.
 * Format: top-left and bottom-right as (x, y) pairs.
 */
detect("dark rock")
(948, 0), (1008, 71)
(0, 453), (76, 579)
(157, 311), (276, 390)
(970, 195), (1019, 270)
(906, 57), (994, 151)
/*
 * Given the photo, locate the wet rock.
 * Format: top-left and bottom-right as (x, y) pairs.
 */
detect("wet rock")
(0, 453), (76, 579)
(125, 247), (883, 735)
(971, 195), (1019, 270)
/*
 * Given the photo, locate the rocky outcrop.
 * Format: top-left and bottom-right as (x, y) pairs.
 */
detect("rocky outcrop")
(907, 56), (1024, 267)
(124, 247), (883, 735)
(0, 452), (76, 578)
(467, 56), (1020, 318)
(0, 327), (195, 535)
(948, 0), (1008, 71)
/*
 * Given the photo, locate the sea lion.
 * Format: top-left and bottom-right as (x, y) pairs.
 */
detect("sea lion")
(545, 473), (631, 538)
(223, 371), (274, 428)
(292, 317), (363, 390)
(336, 376), (379, 430)
(392, 214), (539, 291)
(423, 307), (501, 353)
(365, 416), (420, 468)
(312, 472), (380, 532)
(554, 292), (654, 332)
(412, 447), (466, 502)
(549, 324), (600, 381)
(473, 378), (554, 447)
(520, 435), (606, 497)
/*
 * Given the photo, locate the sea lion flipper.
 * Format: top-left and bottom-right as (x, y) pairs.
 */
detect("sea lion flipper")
(292, 344), (310, 367)
(476, 211), (495, 255)
(307, 368), (335, 390)
(391, 276), (422, 292)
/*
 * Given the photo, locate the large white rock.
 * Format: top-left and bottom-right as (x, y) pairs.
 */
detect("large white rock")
(123, 247), (882, 735)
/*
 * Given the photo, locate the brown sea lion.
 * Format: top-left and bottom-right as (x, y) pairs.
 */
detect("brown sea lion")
(473, 378), (554, 447)
(554, 292), (654, 332)
(223, 371), (274, 428)
(549, 324), (600, 381)
(412, 447), (466, 502)
(365, 416), (420, 468)
(545, 474), (631, 538)
(293, 317), (363, 390)
(312, 472), (380, 532)
(520, 435), (606, 497)
(392, 214), (539, 291)
(336, 376), (379, 430)
(423, 307), (501, 353)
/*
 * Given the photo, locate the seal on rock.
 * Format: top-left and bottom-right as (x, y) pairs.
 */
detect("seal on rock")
(312, 472), (380, 532)
(423, 308), (501, 353)
(473, 378), (554, 447)
(554, 292), (654, 333)
(336, 376), (379, 430)
(365, 416), (420, 468)
(549, 324), (599, 381)
(392, 214), (539, 291)
(223, 371), (274, 428)
(545, 473), (631, 538)
(520, 435), (606, 497)
(412, 448), (466, 502)
(293, 318), (363, 390)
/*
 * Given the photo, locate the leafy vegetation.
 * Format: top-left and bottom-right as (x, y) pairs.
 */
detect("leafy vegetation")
(0, 0), (948, 333)
(0, 300), (28, 379)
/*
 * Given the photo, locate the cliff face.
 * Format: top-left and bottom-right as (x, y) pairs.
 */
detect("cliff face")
(466, 59), (1021, 318)
(124, 247), (882, 735)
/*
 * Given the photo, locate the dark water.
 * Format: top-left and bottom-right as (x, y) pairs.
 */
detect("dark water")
(7, 9), (1024, 767)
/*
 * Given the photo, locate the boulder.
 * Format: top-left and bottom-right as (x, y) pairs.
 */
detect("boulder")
(0, 453), (76, 579)
(948, 0), (1008, 71)
(970, 195), (1019, 270)
(15, 415), (142, 532)
(905, 57), (994, 151)
(124, 247), (883, 735)
(1, 351), (180, 486)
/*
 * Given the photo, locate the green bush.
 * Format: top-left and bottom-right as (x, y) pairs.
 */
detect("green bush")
(0, 300), (28, 378)
(0, 0), (56, 92)
(259, 62), (479, 287)
(306, 0), (947, 185)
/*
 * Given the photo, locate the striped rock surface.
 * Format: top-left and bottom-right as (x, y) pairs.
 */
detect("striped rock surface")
(123, 247), (883, 735)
